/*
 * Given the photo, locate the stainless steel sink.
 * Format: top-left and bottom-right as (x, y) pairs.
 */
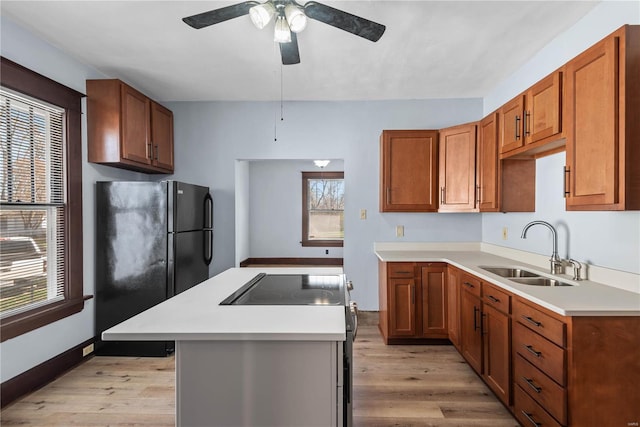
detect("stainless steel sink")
(480, 266), (540, 278)
(510, 277), (574, 287)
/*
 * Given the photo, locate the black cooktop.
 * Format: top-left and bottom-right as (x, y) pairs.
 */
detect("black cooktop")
(220, 273), (346, 306)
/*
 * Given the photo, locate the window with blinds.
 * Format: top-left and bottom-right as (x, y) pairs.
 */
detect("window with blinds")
(301, 171), (344, 247)
(0, 87), (66, 317)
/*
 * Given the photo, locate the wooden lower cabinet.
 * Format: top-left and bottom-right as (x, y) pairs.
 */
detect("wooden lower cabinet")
(446, 266), (461, 350)
(482, 303), (510, 405)
(459, 279), (482, 374)
(379, 261), (448, 343)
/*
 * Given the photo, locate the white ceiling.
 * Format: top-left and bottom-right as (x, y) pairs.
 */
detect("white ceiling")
(1, 1), (599, 102)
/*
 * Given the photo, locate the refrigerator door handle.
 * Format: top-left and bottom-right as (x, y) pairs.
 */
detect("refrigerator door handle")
(204, 193), (213, 230)
(204, 229), (213, 266)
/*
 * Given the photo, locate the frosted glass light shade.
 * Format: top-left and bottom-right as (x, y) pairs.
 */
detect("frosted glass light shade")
(274, 15), (291, 43)
(314, 160), (330, 168)
(284, 4), (307, 33)
(249, 3), (275, 29)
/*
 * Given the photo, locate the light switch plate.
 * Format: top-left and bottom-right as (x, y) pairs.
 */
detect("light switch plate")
(396, 225), (404, 237)
(360, 209), (367, 220)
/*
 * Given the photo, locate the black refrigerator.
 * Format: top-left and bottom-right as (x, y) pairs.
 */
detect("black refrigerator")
(95, 180), (213, 356)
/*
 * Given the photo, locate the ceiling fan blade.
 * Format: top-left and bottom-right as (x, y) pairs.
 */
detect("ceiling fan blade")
(280, 32), (301, 65)
(182, 1), (258, 29)
(303, 1), (385, 42)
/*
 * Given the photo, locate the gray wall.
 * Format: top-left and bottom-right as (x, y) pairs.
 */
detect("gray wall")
(481, 0), (640, 275)
(247, 159), (345, 259)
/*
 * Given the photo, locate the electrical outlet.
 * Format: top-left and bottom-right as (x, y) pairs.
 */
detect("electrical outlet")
(396, 225), (404, 237)
(82, 343), (94, 357)
(502, 227), (508, 240)
(360, 209), (367, 220)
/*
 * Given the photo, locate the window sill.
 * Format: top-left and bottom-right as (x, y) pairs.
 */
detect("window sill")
(301, 240), (344, 248)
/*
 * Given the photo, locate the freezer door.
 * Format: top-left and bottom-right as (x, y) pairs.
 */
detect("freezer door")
(168, 181), (211, 232)
(168, 230), (210, 296)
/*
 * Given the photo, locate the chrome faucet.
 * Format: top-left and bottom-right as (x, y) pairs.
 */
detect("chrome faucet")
(568, 259), (583, 281)
(521, 220), (565, 275)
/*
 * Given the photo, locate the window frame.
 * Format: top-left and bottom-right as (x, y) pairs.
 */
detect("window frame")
(1, 57), (84, 342)
(301, 171), (344, 248)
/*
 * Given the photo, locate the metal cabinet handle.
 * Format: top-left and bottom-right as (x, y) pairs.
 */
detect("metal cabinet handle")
(488, 295), (499, 303)
(473, 306), (480, 331)
(440, 187), (445, 205)
(521, 411), (542, 427)
(522, 377), (542, 393)
(481, 312), (487, 335)
(522, 315), (542, 328)
(410, 284), (415, 305)
(524, 344), (542, 358)
(154, 144), (159, 160)
(524, 111), (531, 136)
(147, 143), (153, 160)
(386, 188), (391, 204)
(564, 166), (571, 197)
(515, 115), (521, 140)
(476, 185), (481, 204)
(463, 282), (475, 288)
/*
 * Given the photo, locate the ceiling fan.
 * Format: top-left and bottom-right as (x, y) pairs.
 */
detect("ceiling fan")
(182, 0), (386, 65)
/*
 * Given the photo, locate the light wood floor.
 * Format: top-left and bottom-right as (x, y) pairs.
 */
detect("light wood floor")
(1, 319), (518, 426)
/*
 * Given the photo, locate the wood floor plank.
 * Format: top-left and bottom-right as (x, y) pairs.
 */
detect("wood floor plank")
(1, 322), (518, 426)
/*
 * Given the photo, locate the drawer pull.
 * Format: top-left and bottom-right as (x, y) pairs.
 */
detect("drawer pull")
(522, 376), (542, 393)
(487, 295), (499, 303)
(521, 411), (542, 427)
(524, 345), (542, 358)
(463, 282), (475, 288)
(522, 315), (542, 327)
(395, 271), (412, 274)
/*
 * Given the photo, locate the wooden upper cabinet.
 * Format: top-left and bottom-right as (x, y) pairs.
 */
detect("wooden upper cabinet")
(120, 84), (151, 166)
(500, 70), (563, 158)
(499, 95), (525, 154)
(438, 123), (477, 212)
(150, 102), (175, 171)
(87, 79), (174, 174)
(477, 113), (500, 212)
(565, 25), (640, 210)
(380, 130), (438, 212)
(524, 71), (562, 145)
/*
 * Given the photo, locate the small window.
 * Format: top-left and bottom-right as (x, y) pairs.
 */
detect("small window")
(302, 171), (344, 247)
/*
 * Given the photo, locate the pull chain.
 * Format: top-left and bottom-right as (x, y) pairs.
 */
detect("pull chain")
(274, 61), (284, 142)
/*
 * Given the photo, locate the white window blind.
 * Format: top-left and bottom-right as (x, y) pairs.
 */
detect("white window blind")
(0, 87), (66, 317)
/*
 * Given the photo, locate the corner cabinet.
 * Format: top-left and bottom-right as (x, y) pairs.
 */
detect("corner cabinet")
(87, 79), (174, 174)
(378, 261), (448, 343)
(379, 130), (438, 212)
(438, 123), (477, 212)
(564, 25), (640, 210)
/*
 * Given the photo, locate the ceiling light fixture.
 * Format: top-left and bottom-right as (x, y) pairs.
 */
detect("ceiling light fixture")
(249, 2), (276, 29)
(273, 14), (292, 43)
(314, 160), (330, 168)
(284, 4), (307, 33)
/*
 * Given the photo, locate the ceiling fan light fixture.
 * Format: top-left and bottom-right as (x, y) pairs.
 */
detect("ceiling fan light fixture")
(284, 4), (307, 33)
(249, 2), (275, 29)
(274, 15), (291, 43)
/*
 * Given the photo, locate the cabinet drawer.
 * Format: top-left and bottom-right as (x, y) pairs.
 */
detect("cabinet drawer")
(514, 354), (567, 425)
(514, 385), (563, 427)
(514, 298), (566, 347)
(459, 273), (481, 298)
(513, 322), (565, 386)
(388, 263), (415, 278)
(482, 283), (511, 314)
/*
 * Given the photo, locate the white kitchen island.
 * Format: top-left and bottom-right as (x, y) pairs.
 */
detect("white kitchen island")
(102, 267), (346, 427)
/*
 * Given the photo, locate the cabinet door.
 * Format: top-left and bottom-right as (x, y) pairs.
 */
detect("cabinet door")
(388, 279), (416, 337)
(460, 289), (482, 374)
(419, 264), (447, 338)
(438, 124), (477, 212)
(380, 130), (438, 212)
(151, 102), (174, 172)
(120, 84), (151, 165)
(477, 113), (499, 212)
(499, 95), (524, 154)
(446, 267), (460, 349)
(482, 303), (511, 405)
(565, 33), (619, 209)
(524, 71), (562, 145)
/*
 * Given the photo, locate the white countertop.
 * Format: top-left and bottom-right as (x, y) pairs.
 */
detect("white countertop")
(102, 267), (346, 342)
(376, 248), (640, 316)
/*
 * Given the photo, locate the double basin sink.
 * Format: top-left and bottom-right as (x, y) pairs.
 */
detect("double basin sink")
(480, 266), (574, 287)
